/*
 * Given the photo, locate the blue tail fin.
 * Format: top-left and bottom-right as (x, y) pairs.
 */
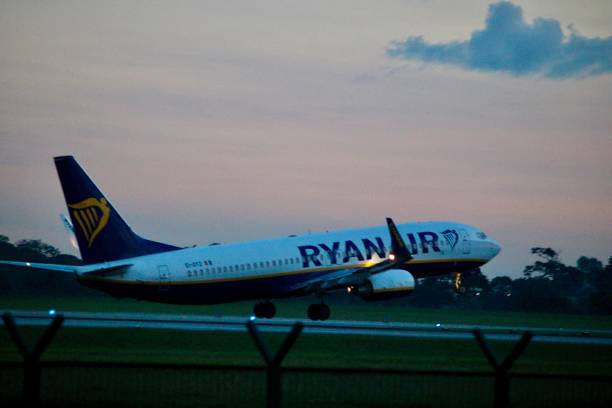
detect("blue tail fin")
(54, 156), (180, 264)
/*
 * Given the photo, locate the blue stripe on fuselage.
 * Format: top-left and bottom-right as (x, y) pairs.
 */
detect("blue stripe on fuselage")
(79, 268), (336, 304)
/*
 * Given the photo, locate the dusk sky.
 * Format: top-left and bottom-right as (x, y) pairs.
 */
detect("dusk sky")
(1, 0), (611, 278)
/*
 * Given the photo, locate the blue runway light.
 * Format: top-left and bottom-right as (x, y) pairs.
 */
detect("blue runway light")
(249, 315), (256, 321)
(48, 309), (56, 316)
(435, 323), (441, 327)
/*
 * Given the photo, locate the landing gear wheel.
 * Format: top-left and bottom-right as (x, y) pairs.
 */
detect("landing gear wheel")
(307, 303), (331, 321)
(253, 301), (276, 319)
(318, 304), (330, 321)
(307, 304), (319, 320)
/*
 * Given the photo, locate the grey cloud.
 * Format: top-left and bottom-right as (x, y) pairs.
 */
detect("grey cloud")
(387, 1), (612, 78)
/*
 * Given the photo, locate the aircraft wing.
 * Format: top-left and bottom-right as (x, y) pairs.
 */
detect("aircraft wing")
(293, 218), (413, 294)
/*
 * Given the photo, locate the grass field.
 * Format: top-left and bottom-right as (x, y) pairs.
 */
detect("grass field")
(1, 325), (612, 375)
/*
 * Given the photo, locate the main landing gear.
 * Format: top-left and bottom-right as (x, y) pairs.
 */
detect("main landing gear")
(252, 300), (331, 321)
(253, 300), (276, 319)
(307, 303), (331, 321)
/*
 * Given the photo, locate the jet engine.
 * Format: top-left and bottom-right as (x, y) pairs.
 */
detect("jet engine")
(348, 269), (416, 301)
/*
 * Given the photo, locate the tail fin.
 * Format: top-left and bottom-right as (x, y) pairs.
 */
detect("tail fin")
(54, 156), (179, 264)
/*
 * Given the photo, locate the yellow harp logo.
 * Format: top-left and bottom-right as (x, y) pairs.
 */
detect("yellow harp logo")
(69, 197), (111, 247)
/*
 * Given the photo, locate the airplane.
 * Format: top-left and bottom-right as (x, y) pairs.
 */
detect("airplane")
(0, 156), (501, 320)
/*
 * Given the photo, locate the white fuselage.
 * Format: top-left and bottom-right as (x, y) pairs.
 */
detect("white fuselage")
(77, 221), (500, 304)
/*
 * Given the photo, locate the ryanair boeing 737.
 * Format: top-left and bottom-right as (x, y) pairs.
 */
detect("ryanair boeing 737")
(1, 156), (501, 320)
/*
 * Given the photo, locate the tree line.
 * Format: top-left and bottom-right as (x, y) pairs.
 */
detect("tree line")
(1, 235), (611, 314)
(0, 235), (86, 296)
(405, 247), (612, 314)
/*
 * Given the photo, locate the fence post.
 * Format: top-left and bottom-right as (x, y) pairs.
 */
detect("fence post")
(2, 312), (65, 405)
(473, 328), (533, 408)
(246, 320), (304, 408)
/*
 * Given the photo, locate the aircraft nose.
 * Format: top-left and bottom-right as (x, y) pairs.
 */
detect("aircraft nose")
(489, 240), (501, 258)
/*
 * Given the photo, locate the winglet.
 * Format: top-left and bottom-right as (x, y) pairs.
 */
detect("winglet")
(386, 217), (412, 261)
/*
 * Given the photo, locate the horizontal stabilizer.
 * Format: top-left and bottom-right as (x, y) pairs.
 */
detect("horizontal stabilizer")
(0, 260), (79, 274)
(0, 260), (131, 277)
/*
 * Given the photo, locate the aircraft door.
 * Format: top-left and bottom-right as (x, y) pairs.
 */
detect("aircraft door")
(459, 230), (471, 255)
(158, 265), (170, 292)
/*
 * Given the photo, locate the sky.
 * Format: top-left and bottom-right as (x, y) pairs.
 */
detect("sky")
(1, 0), (611, 278)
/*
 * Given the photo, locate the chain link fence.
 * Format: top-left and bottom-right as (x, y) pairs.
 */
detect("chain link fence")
(2, 313), (612, 407)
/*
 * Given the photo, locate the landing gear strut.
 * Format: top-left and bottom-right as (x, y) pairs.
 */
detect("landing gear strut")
(253, 300), (276, 319)
(307, 303), (331, 321)
(454, 272), (466, 294)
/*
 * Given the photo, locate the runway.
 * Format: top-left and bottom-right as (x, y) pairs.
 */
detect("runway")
(3, 310), (612, 345)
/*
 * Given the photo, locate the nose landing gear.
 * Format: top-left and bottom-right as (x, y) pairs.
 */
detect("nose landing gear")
(454, 272), (466, 294)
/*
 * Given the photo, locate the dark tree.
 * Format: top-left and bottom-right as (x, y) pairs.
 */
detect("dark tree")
(510, 277), (572, 313)
(523, 247), (564, 279)
(0, 235), (83, 295)
(16, 239), (61, 258)
(589, 257), (612, 314)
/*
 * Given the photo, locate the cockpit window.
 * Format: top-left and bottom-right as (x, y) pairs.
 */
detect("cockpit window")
(476, 232), (487, 240)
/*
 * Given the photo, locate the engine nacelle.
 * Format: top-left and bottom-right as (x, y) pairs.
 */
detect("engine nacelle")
(348, 269), (416, 301)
